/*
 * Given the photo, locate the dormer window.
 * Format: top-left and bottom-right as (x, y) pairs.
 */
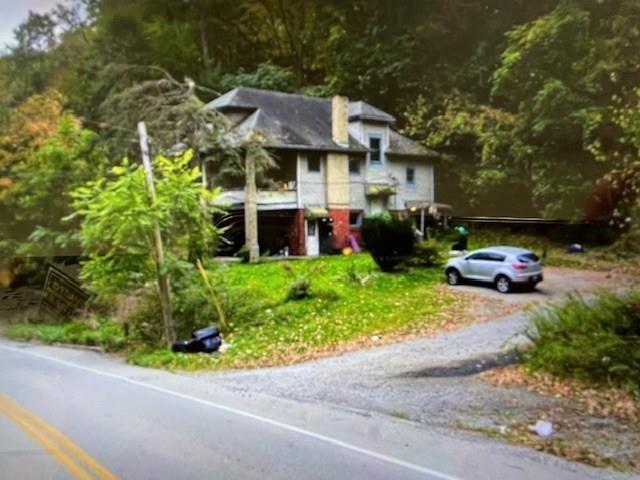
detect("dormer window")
(369, 135), (382, 165)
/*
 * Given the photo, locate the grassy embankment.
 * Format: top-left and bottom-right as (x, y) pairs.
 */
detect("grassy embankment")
(6, 254), (457, 370)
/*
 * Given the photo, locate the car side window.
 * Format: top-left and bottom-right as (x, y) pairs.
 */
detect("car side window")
(467, 252), (505, 261)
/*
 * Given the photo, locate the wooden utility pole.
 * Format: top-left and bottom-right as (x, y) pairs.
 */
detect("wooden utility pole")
(244, 152), (260, 263)
(138, 122), (176, 346)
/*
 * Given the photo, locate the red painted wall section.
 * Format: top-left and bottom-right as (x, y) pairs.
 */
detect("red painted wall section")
(288, 209), (306, 256)
(328, 209), (350, 250)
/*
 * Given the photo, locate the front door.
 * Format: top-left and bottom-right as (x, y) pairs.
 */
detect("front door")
(306, 219), (319, 257)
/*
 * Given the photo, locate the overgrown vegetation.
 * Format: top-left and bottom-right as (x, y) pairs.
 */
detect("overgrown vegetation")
(6, 255), (456, 370)
(523, 292), (640, 393)
(408, 239), (444, 267)
(3, 0), (640, 230)
(460, 227), (639, 271)
(361, 214), (416, 271)
(5, 319), (126, 352)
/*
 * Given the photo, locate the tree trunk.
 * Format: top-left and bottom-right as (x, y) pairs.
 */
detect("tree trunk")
(138, 122), (176, 347)
(244, 152), (260, 263)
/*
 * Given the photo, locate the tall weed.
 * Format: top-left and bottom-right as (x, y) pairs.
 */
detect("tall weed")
(523, 292), (640, 392)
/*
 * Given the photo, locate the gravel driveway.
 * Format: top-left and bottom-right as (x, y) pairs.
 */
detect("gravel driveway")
(447, 266), (623, 306)
(199, 266), (639, 473)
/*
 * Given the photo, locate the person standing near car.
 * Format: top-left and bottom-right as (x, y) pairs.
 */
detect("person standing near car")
(452, 225), (468, 252)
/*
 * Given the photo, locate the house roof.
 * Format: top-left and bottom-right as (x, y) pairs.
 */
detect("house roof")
(348, 101), (396, 124)
(387, 129), (440, 158)
(207, 87), (437, 158)
(207, 87), (367, 153)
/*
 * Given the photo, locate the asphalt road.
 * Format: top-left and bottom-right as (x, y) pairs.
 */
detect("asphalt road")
(0, 340), (635, 480)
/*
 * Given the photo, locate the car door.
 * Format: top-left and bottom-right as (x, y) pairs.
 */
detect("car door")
(464, 252), (491, 280)
(483, 252), (506, 280)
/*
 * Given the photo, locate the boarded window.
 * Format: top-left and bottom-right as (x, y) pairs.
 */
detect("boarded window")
(307, 153), (321, 172)
(349, 157), (360, 174)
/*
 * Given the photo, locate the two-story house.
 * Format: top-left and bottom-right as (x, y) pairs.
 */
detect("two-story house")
(207, 87), (442, 257)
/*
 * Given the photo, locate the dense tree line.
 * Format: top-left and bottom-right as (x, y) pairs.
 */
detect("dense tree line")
(2, 0), (640, 259)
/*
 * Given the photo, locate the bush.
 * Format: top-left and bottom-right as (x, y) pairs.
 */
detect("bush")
(235, 245), (251, 263)
(286, 276), (311, 301)
(523, 292), (640, 392)
(361, 214), (416, 271)
(126, 290), (164, 345)
(409, 239), (443, 267)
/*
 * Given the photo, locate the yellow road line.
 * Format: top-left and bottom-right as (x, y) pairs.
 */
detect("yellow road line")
(0, 394), (118, 480)
(0, 396), (93, 480)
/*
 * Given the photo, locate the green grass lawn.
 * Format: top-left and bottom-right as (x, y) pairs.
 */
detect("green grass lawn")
(5, 319), (126, 352)
(6, 255), (457, 371)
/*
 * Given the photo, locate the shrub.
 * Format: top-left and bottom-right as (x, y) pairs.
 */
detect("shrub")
(286, 276), (311, 301)
(235, 245), (251, 263)
(523, 292), (640, 392)
(126, 290), (164, 345)
(361, 214), (416, 271)
(409, 239), (443, 267)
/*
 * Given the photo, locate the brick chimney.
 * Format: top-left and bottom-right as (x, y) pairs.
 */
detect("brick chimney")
(327, 95), (350, 251)
(331, 95), (349, 147)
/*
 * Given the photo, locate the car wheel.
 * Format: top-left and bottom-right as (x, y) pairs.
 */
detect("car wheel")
(446, 268), (462, 286)
(495, 275), (511, 294)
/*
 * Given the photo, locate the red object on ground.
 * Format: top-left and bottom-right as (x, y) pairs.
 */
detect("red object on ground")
(328, 209), (350, 250)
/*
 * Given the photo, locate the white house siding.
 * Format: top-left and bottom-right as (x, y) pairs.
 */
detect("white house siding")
(387, 157), (435, 210)
(348, 120), (435, 216)
(349, 177), (367, 210)
(297, 152), (327, 208)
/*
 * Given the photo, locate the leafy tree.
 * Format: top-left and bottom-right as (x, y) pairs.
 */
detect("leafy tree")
(71, 151), (223, 344)
(219, 62), (296, 93)
(98, 74), (274, 263)
(8, 114), (107, 257)
(0, 92), (101, 259)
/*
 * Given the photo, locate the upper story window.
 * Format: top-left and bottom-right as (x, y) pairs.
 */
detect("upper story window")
(349, 157), (361, 175)
(307, 152), (321, 172)
(368, 135), (382, 165)
(406, 167), (415, 185)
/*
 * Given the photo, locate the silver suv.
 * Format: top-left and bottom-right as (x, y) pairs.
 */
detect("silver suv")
(444, 246), (543, 293)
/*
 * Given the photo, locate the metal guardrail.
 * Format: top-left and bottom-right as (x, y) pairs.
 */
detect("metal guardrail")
(451, 216), (606, 226)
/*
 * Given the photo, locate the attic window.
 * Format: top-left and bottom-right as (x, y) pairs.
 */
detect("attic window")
(369, 136), (381, 165)
(307, 153), (321, 172)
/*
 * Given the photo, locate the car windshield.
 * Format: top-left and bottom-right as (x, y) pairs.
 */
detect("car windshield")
(1, 1), (638, 479)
